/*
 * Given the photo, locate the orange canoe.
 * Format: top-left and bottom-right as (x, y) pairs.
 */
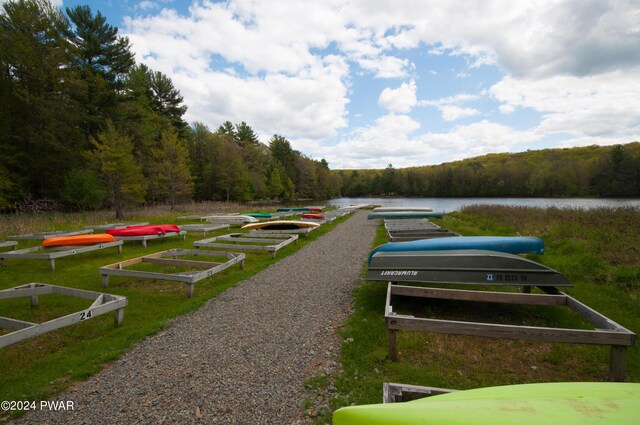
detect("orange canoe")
(42, 234), (116, 248)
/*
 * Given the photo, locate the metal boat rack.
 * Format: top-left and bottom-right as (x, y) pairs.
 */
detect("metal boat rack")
(112, 230), (186, 247)
(0, 241), (123, 271)
(8, 229), (93, 240)
(193, 233), (298, 258)
(0, 241), (18, 251)
(99, 249), (245, 298)
(179, 223), (230, 236)
(0, 283), (127, 348)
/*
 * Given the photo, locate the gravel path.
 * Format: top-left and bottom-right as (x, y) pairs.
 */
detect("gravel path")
(13, 211), (377, 424)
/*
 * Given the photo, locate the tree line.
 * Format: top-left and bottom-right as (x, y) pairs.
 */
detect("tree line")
(334, 142), (640, 198)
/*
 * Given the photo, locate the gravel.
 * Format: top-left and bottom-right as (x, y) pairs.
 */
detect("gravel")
(13, 211), (377, 424)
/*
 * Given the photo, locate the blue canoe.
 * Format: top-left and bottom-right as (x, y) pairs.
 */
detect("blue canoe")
(368, 236), (544, 265)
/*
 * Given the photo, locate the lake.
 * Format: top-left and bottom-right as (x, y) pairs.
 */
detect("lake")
(327, 197), (640, 212)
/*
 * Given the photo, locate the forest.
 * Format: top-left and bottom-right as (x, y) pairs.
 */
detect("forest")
(1, 0), (639, 218)
(334, 142), (640, 198)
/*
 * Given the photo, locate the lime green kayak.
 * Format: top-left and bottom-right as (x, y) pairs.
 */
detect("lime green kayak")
(333, 382), (640, 425)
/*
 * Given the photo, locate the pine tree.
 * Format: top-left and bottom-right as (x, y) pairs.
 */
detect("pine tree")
(87, 121), (146, 219)
(149, 130), (194, 210)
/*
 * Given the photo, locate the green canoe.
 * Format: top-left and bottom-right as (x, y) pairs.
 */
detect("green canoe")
(246, 212), (273, 218)
(333, 382), (640, 425)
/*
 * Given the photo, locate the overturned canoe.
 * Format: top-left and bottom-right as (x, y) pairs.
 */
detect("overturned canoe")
(205, 215), (258, 224)
(107, 224), (181, 237)
(369, 236), (544, 264)
(276, 207), (310, 212)
(246, 212), (273, 218)
(333, 382), (640, 425)
(41, 233), (117, 248)
(241, 220), (320, 231)
(368, 211), (444, 219)
(301, 213), (324, 219)
(367, 249), (570, 286)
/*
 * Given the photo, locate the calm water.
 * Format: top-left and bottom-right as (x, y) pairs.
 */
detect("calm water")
(328, 197), (640, 213)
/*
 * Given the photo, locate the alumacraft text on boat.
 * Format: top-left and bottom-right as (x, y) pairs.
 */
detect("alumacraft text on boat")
(380, 270), (418, 276)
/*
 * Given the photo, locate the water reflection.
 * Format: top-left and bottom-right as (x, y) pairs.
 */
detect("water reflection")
(328, 197), (640, 212)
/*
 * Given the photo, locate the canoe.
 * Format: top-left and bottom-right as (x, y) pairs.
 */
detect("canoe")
(308, 206), (324, 212)
(246, 213), (273, 218)
(42, 234), (116, 248)
(301, 213), (324, 219)
(241, 220), (320, 230)
(333, 382), (640, 425)
(369, 236), (544, 264)
(368, 211), (444, 219)
(205, 215), (258, 224)
(106, 224), (181, 237)
(366, 249), (570, 286)
(276, 207), (310, 212)
(373, 206), (433, 212)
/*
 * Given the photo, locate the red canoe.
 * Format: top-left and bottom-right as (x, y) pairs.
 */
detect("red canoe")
(106, 224), (181, 237)
(42, 234), (116, 248)
(301, 213), (324, 219)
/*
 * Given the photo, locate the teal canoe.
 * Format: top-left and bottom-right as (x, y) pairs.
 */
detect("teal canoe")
(368, 211), (444, 219)
(333, 382), (640, 425)
(276, 207), (310, 212)
(368, 236), (544, 264)
(246, 212), (272, 218)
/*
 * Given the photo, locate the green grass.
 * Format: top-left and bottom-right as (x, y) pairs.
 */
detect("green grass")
(322, 205), (640, 421)
(0, 205), (347, 421)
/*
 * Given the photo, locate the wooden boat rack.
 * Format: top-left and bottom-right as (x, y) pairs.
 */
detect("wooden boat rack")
(0, 283), (127, 348)
(112, 230), (186, 247)
(99, 249), (245, 298)
(384, 283), (637, 381)
(0, 241), (123, 271)
(383, 382), (457, 403)
(193, 233), (298, 258)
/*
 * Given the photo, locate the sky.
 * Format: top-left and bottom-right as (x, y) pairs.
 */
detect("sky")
(32, 1), (640, 168)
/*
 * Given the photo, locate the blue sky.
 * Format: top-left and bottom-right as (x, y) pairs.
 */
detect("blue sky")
(47, 0), (640, 168)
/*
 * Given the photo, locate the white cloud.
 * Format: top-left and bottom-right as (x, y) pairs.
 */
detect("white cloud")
(137, 1), (159, 12)
(356, 55), (410, 78)
(440, 105), (480, 121)
(490, 66), (640, 142)
(499, 104), (515, 114)
(378, 81), (417, 113)
(312, 117), (541, 169)
(419, 93), (481, 121)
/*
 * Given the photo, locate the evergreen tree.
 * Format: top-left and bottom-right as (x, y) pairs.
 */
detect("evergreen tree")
(87, 121), (146, 219)
(0, 0), (83, 200)
(267, 166), (285, 199)
(66, 4), (135, 137)
(148, 68), (188, 136)
(149, 130), (194, 210)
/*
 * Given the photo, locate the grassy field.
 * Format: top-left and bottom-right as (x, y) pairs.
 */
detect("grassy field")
(0, 203), (345, 421)
(320, 205), (639, 419)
